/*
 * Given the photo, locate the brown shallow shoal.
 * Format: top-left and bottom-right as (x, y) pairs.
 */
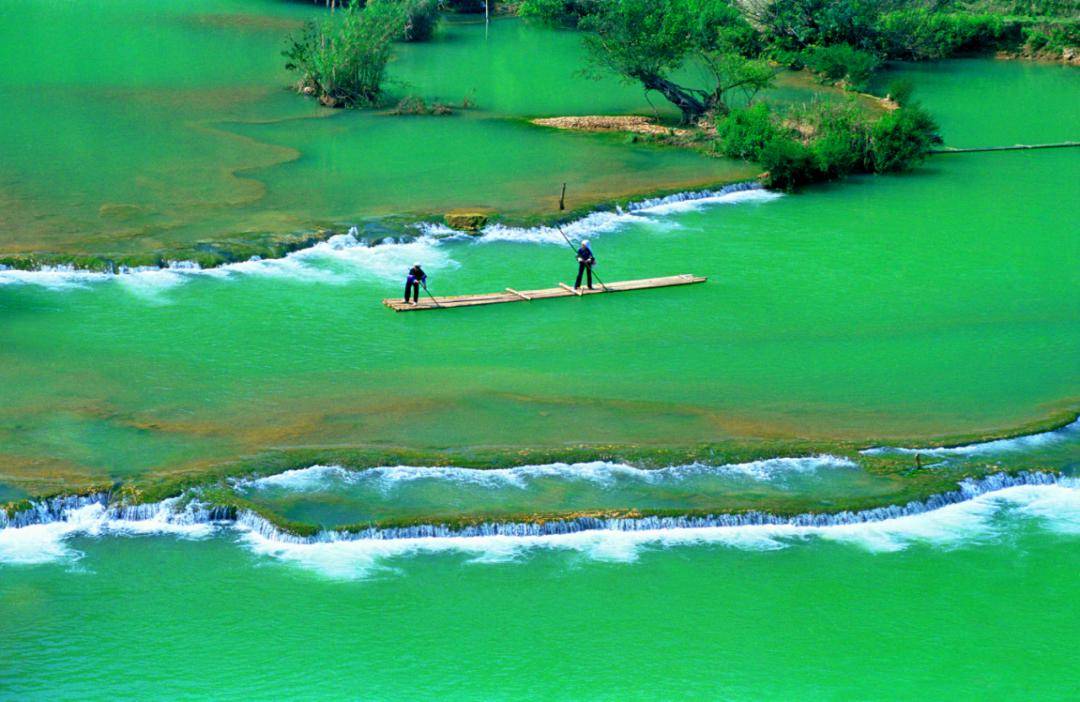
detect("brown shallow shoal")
(532, 116), (691, 137)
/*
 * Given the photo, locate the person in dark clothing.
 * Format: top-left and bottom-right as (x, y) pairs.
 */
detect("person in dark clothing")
(575, 239), (595, 290)
(404, 263), (427, 304)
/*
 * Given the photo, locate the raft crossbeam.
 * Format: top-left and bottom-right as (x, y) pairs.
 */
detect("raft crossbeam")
(383, 274), (706, 311)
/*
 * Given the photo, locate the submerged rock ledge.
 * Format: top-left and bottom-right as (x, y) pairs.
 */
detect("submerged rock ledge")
(0, 471), (1060, 543)
(0, 182), (762, 274)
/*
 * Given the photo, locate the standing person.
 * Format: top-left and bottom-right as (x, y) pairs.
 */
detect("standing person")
(575, 239), (595, 290)
(404, 263), (426, 304)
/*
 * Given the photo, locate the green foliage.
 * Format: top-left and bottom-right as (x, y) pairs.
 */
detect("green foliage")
(518, 0), (601, 27)
(751, 1), (1071, 63)
(877, 9), (1009, 59)
(961, 0), (1079, 17)
(284, 0), (442, 108)
(802, 43), (880, 90)
(1021, 20), (1080, 52)
(806, 100), (874, 177)
(759, 137), (818, 190)
(393, 0), (441, 42)
(887, 78), (916, 106)
(870, 104), (939, 172)
(716, 97), (938, 190)
(751, 0), (884, 53)
(577, 0), (770, 123)
(284, 1), (405, 107)
(714, 103), (782, 160)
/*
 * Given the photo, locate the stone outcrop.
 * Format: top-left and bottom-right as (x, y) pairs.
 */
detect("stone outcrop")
(444, 212), (488, 232)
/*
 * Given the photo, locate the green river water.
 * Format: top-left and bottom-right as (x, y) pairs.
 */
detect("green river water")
(1, 1), (1079, 698)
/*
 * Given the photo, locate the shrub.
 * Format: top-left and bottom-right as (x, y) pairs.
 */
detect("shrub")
(760, 137), (819, 191)
(518, 0), (601, 27)
(1021, 21), (1080, 53)
(284, 1), (421, 108)
(869, 105), (939, 172)
(399, 0), (441, 42)
(806, 100), (872, 177)
(802, 43), (880, 90)
(714, 96), (937, 189)
(877, 10), (1008, 60)
(755, 0), (881, 53)
(886, 78), (915, 106)
(715, 103), (782, 160)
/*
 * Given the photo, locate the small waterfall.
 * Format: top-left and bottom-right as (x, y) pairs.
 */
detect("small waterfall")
(2, 471), (1060, 546)
(626, 181), (763, 212)
(0, 492), (111, 528)
(0, 492), (233, 530)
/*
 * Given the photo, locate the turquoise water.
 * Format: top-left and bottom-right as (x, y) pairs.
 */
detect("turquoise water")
(3, 139), (1076, 491)
(0, 2), (1078, 695)
(1, 480), (1078, 699)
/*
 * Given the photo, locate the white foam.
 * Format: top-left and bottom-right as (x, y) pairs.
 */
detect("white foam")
(4, 476), (1077, 575)
(237, 455), (856, 493)
(0, 265), (110, 290)
(0, 500), (214, 566)
(0, 234), (456, 295)
(477, 209), (650, 246)
(0, 184), (777, 290)
(863, 418), (1080, 457)
(236, 482), (1080, 579)
(632, 187), (781, 215)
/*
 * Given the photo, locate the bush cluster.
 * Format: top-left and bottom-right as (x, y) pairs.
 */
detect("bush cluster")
(876, 10), (1010, 60)
(1021, 21), (1080, 53)
(715, 100), (939, 190)
(801, 43), (880, 90)
(284, 0), (443, 108)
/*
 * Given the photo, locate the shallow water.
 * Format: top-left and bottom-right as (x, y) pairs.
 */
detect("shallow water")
(232, 455), (880, 526)
(1, 136), (1076, 487)
(0, 1), (753, 255)
(225, 419), (1079, 528)
(1, 476), (1078, 699)
(2, 9), (1076, 494)
(1, 4), (1079, 697)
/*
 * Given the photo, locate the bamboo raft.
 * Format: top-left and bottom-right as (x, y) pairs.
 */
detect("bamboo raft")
(383, 274), (706, 311)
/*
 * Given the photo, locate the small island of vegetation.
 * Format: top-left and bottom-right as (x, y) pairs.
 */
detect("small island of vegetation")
(286, 0), (1075, 191)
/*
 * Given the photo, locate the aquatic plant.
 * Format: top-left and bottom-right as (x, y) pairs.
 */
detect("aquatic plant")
(284, 0), (409, 107)
(382, 0), (441, 42)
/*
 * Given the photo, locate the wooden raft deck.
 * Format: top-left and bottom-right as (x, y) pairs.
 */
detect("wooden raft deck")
(383, 274), (706, 311)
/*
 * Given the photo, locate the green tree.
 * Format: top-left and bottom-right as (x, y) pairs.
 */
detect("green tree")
(579, 0), (774, 124)
(743, 0), (885, 52)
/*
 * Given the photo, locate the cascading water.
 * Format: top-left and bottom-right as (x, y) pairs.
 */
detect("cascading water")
(1, 471), (1061, 545)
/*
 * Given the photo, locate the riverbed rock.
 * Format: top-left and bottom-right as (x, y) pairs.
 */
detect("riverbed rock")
(444, 212), (488, 233)
(98, 203), (144, 220)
